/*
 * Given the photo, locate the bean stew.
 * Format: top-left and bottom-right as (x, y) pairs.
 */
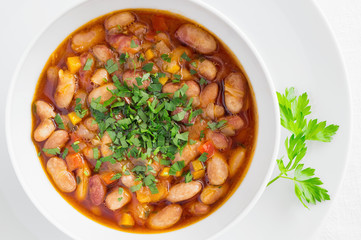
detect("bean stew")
(31, 9), (257, 233)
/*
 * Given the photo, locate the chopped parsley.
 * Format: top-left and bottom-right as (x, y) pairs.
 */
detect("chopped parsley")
(130, 39), (139, 48)
(83, 58), (93, 71)
(169, 161), (185, 175)
(185, 171), (193, 183)
(181, 52), (191, 61)
(207, 120), (227, 130)
(54, 114), (65, 130)
(62, 148), (69, 159)
(111, 173), (122, 181)
(142, 63), (154, 72)
(74, 98), (87, 118)
(190, 69), (197, 75)
(199, 78), (207, 86)
(42, 148), (60, 155)
(71, 141), (80, 153)
(105, 59), (118, 74)
(198, 152), (208, 162)
(161, 54), (171, 63)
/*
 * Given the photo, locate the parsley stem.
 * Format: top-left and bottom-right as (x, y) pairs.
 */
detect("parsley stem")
(267, 174), (282, 186)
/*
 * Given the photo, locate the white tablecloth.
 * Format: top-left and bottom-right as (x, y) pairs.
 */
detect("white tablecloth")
(0, 0), (360, 239)
(313, 0), (361, 239)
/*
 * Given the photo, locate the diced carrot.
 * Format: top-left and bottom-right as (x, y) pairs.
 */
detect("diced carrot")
(100, 172), (117, 185)
(198, 141), (215, 158)
(192, 169), (205, 179)
(119, 212), (135, 228)
(191, 160), (204, 172)
(151, 16), (168, 32)
(65, 153), (84, 171)
(145, 49), (155, 60)
(159, 167), (170, 177)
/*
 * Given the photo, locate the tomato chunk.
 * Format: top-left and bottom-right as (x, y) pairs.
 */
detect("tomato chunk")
(65, 153), (84, 171)
(197, 141), (215, 158)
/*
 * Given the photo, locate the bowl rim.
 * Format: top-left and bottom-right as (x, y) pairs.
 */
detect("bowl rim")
(5, 0), (280, 239)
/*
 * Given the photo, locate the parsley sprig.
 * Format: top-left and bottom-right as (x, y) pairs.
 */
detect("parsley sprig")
(268, 88), (339, 208)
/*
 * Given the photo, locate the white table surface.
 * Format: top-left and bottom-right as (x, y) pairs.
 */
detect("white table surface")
(0, 0), (360, 239)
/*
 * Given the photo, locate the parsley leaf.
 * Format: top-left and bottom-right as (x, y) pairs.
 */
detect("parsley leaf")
(83, 58), (93, 71)
(185, 171), (193, 183)
(142, 63), (154, 72)
(181, 52), (191, 61)
(130, 39), (139, 48)
(42, 148), (60, 155)
(207, 120), (227, 130)
(55, 114), (65, 130)
(169, 161), (185, 175)
(130, 183), (142, 192)
(105, 59), (118, 74)
(268, 88), (339, 209)
(199, 78), (207, 86)
(198, 152), (208, 162)
(161, 54), (171, 63)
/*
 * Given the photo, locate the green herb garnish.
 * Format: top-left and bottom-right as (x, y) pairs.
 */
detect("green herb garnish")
(54, 114), (65, 130)
(161, 54), (171, 63)
(42, 148), (60, 155)
(181, 52), (191, 61)
(267, 88), (339, 208)
(83, 58), (93, 71)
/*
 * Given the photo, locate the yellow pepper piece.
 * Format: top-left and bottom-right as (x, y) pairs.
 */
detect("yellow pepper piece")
(192, 169), (205, 179)
(145, 49), (155, 60)
(191, 160), (204, 172)
(159, 76), (169, 85)
(165, 62), (180, 74)
(66, 56), (81, 74)
(119, 213), (135, 228)
(68, 112), (82, 125)
(160, 167), (170, 177)
(181, 68), (192, 80)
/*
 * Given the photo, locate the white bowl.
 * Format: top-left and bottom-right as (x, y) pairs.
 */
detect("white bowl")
(6, 0), (280, 239)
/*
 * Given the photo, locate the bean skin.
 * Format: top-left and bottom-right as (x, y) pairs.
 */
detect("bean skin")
(162, 81), (200, 98)
(87, 83), (117, 105)
(104, 12), (135, 30)
(207, 152), (229, 185)
(200, 184), (229, 205)
(83, 117), (99, 132)
(176, 24), (217, 54)
(192, 59), (217, 81)
(71, 25), (105, 53)
(92, 45), (114, 64)
(224, 73), (246, 114)
(166, 181), (202, 203)
(47, 157), (76, 193)
(147, 204), (183, 230)
(105, 187), (132, 211)
(100, 131), (113, 157)
(206, 130), (229, 150)
(187, 201), (210, 216)
(43, 130), (69, 156)
(75, 164), (90, 202)
(54, 70), (76, 109)
(203, 103), (225, 120)
(34, 100), (55, 120)
(33, 118), (55, 142)
(228, 147), (247, 177)
(123, 70), (150, 89)
(220, 115), (245, 136)
(173, 141), (201, 165)
(200, 83), (218, 108)
(91, 68), (109, 86)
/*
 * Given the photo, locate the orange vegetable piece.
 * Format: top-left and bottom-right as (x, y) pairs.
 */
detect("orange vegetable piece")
(100, 172), (117, 185)
(198, 141), (215, 158)
(65, 153), (84, 171)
